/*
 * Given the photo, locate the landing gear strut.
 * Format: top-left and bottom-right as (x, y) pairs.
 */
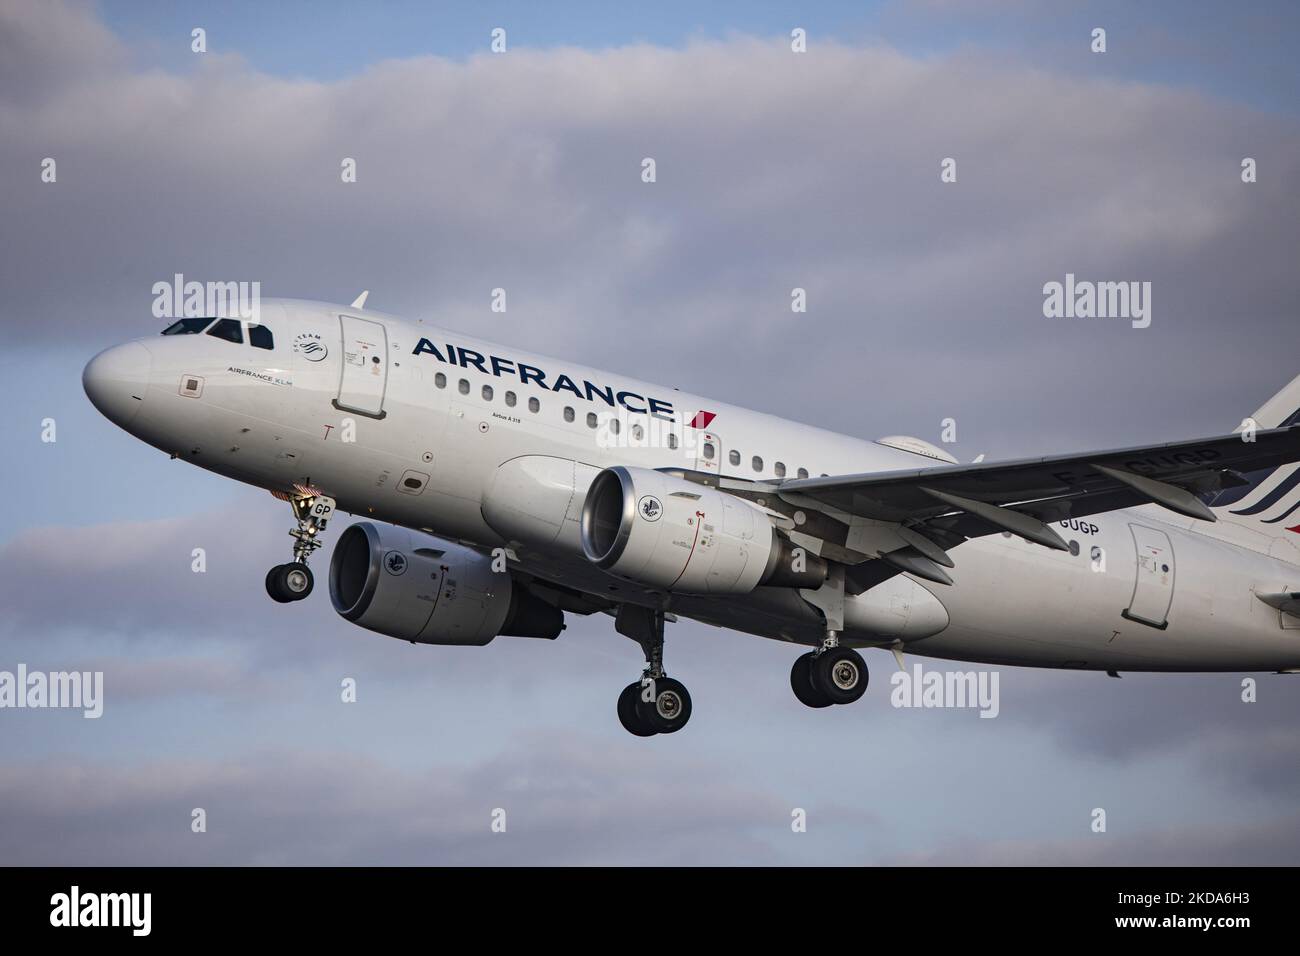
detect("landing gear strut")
(614, 605), (692, 736)
(266, 490), (335, 604)
(792, 564), (869, 707)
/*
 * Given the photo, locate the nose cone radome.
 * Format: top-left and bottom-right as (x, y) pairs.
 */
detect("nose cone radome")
(83, 342), (152, 429)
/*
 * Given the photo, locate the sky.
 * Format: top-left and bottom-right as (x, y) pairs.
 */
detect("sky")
(2, 0), (1299, 864)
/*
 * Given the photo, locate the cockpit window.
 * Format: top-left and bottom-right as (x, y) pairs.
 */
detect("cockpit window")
(206, 319), (243, 344)
(161, 317), (215, 335)
(248, 325), (273, 350)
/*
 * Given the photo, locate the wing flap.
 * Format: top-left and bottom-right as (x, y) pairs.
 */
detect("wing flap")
(779, 425), (1300, 527)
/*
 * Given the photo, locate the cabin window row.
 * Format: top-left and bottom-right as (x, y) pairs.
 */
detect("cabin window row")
(432, 371), (819, 479)
(716, 446), (813, 479)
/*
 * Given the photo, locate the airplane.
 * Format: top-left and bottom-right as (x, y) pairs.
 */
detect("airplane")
(82, 296), (1300, 735)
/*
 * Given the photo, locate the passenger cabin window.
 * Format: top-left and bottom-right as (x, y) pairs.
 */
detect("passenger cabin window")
(774, 462), (786, 478)
(586, 412), (597, 428)
(528, 397), (540, 413)
(162, 317), (215, 335)
(752, 456), (763, 472)
(482, 385), (494, 401)
(729, 450), (740, 466)
(505, 391), (516, 407)
(563, 407), (575, 422)
(797, 467), (809, 479)
(248, 325), (273, 350)
(458, 379), (470, 395)
(703, 442), (716, 460)
(435, 372), (447, 389)
(206, 319), (243, 344)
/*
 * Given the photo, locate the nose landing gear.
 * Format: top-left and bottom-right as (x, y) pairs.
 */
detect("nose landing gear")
(266, 489), (335, 603)
(266, 562), (314, 603)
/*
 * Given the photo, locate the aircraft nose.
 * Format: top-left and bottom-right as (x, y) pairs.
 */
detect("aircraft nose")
(82, 342), (153, 428)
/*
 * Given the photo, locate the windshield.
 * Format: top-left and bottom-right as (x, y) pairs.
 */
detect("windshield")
(161, 317), (215, 335)
(206, 318), (243, 344)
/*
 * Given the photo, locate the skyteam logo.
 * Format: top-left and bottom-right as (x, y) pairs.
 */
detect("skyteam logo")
(293, 332), (328, 361)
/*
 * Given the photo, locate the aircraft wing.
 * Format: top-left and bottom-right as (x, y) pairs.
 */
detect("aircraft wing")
(770, 425), (1300, 589)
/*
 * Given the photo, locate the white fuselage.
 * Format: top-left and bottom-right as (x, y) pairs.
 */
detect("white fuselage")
(87, 299), (1300, 672)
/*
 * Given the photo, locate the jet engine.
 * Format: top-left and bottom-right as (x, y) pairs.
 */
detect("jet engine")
(580, 465), (826, 594)
(329, 522), (563, 645)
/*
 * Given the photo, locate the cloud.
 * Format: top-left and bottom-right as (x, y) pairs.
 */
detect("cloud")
(5, 738), (1293, 865)
(0, 736), (792, 864)
(4, 505), (1299, 815)
(884, 813), (1300, 865)
(997, 669), (1300, 796)
(3, 0), (1300, 866)
(0, 500), (622, 683)
(0, 500), (289, 641)
(4, 1), (1299, 458)
(0, 0), (124, 106)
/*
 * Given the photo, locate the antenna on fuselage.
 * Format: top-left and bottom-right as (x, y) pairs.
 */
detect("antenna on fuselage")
(350, 290), (370, 309)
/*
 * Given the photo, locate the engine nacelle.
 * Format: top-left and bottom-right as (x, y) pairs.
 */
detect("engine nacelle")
(580, 466), (826, 594)
(329, 522), (563, 645)
(480, 455), (602, 553)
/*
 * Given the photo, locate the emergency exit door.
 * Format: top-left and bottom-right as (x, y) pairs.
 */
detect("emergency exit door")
(334, 314), (388, 419)
(1123, 524), (1175, 629)
(693, 431), (721, 473)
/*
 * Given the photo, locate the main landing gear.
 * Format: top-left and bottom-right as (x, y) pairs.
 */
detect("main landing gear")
(785, 564), (868, 707)
(266, 490), (336, 604)
(791, 564), (868, 708)
(790, 636), (869, 708)
(614, 605), (692, 737)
